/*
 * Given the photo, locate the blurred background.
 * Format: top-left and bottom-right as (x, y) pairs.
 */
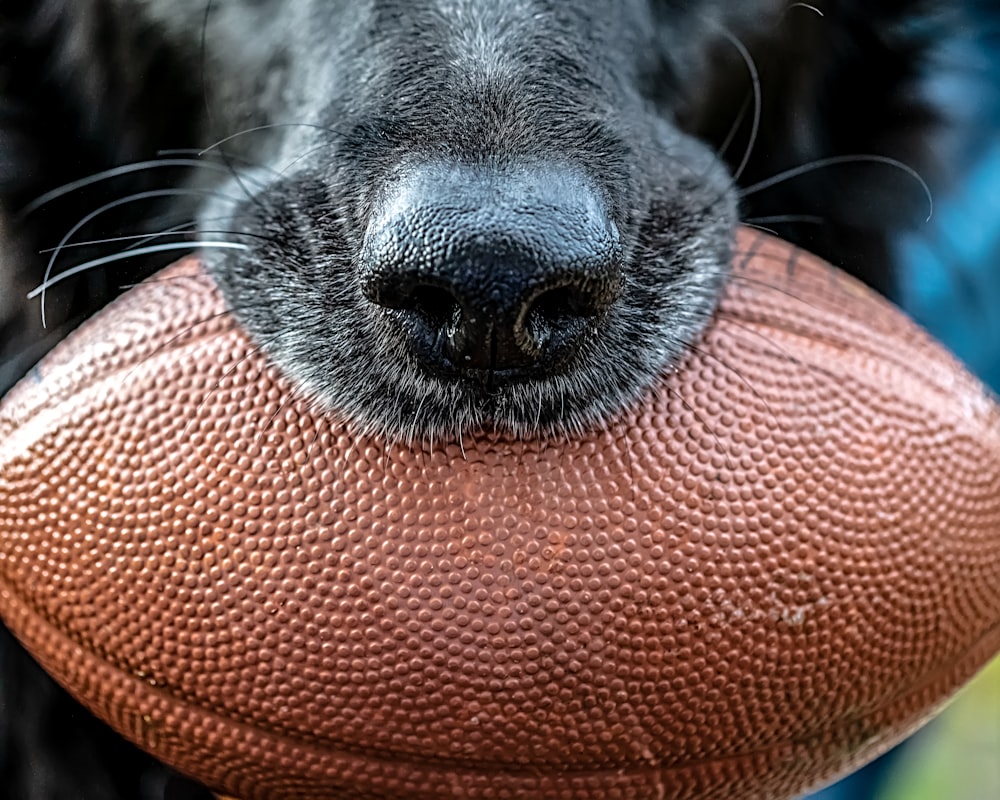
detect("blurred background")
(805, 5), (1000, 797)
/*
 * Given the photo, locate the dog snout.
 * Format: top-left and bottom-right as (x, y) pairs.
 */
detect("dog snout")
(360, 163), (624, 380)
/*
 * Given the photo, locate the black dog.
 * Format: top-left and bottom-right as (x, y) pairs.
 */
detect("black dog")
(0, 1), (984, 797)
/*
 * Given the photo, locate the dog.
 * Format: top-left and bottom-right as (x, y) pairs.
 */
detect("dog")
(0, 1), (981, 797)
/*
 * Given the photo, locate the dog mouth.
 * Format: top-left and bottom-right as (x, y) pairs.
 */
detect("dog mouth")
(207, 140), (737, 443)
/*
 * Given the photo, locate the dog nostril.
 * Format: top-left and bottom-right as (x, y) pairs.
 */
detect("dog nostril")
(522, 284), (605, 351)
(409, 285), (461, 330)
(363, 274), (459, 328)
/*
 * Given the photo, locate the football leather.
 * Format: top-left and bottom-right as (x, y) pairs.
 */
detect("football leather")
(1, 228), (999, 799)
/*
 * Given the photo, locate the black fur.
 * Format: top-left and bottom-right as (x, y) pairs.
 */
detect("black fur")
(0, 1), (982, 797)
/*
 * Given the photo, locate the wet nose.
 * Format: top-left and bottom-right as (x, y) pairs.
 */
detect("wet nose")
(359, 162), (623, 379)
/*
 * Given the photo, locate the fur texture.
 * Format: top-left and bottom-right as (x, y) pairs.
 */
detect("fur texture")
(0, 1), (979, 797)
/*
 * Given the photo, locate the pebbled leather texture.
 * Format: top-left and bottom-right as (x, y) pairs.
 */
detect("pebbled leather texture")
(1, 228), (999, 800)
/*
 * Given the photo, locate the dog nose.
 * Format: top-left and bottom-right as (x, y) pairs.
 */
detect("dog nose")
(359, 163), (623, 379)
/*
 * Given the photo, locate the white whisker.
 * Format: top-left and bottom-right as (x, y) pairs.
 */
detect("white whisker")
(717, 28), (761, 183)
(17, 159), (262, 219)
(199, 122), (336, 155)
(27, 242), (248, 300)
(785, 3), (824, 18)
(38, 188), (241, 327)
(744, 214), (825, 226)
(740, 154), (934, 222)
(37, 225), (197, 253)
(156, 148), (281, 177)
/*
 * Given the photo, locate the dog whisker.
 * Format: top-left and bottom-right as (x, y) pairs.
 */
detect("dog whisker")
(783, 2), (825, 20)
(157, 147), (285, 178)
(16, 159), (265, 220)
(198, 122), (343, 156)
(743, 214), (825, 226)
(35, 224), (203, 253)
(716, 28), (762, 183)
(28, 242), (248, 301)
(36, 187), (245, 327)
(739, 154), (935, 222)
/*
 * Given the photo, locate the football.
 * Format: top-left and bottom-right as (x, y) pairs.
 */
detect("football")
(1, 227), (999, 800)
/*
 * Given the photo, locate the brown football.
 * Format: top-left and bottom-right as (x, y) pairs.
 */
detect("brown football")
(1, 228), (999, 800)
